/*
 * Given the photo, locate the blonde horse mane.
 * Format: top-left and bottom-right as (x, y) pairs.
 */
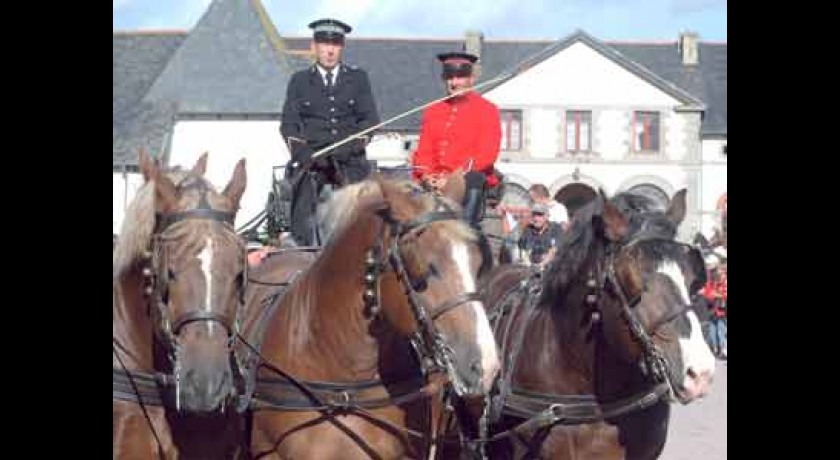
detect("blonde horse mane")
(112, 168), (192, 279)
(316, 179), (383, 244)
(316, 177), (475, 245)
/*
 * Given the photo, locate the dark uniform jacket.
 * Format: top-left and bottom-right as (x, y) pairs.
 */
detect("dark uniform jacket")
(281, 63), (380, 163)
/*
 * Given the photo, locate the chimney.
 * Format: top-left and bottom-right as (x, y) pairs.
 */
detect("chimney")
(464, 30), (484, 76)
(678, 31), (699, 65)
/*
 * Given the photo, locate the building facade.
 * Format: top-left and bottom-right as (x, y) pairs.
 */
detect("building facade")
(113, 0), (726, 242)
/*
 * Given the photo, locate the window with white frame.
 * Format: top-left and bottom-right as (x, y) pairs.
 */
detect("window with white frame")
(500, 110), (522, 151)
(565, 110), (591, 152)
(632, 111), (660, 152)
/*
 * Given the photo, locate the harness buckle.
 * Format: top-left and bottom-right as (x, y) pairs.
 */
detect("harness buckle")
(536, 404), (565, 427)
(328, 390), (353, 413)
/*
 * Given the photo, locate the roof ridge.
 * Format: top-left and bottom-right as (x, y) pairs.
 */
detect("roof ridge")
(113, 29), (188, 36)
(250, 0), (299, 70)
(280, 34), (465, 42)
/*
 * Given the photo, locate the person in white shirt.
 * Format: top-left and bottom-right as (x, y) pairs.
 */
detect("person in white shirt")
(497, 183), (570, 232)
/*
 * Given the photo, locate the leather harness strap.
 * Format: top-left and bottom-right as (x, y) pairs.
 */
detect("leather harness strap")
(112, 367), (171, 406)
(251, 376), (429, 412)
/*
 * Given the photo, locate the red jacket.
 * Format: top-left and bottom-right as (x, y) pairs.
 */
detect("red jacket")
(411, 91), (502, 187)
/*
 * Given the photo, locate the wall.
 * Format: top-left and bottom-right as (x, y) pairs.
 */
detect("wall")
(699, 137), (727, 237)
(485, 42), (682, 108)
(113, 171), (145, 235)
(167, 120), (290, 230)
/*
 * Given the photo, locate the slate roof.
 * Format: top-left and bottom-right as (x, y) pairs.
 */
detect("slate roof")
(474, 30), (706, 109)
(113, 0), (308, 166)
(142, 0), (301, 115)
(611, 42), (727, 135)
(113, 31), (185, 167)
(113, 0), (727, 167)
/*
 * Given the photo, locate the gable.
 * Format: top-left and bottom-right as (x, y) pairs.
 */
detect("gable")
(141, 0), (301, 115)
(485, 41), (683, 107)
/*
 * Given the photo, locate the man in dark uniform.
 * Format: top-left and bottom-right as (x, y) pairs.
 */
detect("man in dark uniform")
(280, 18), (380, 246)
(411, 51), (502, 229)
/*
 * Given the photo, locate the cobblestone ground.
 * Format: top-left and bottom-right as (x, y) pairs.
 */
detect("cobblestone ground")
(660, 359), (727, 459)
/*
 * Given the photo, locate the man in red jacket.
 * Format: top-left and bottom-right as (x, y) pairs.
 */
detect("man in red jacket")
(411, 51), (502, 228)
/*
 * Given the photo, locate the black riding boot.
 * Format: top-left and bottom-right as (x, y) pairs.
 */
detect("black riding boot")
(289, 171), (320, 247)
(462, 188), (485, 230)
(462, 172), (487, 230)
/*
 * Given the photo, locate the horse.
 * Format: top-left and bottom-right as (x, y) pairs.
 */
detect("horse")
(236, 173), (501, 459)
(113, 149), (249, 459)
(478, 188), (716, 459)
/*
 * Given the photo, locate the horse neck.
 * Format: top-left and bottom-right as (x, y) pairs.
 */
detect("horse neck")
(508, 287), (598, 395)
(113, 261), (156, 371)
(278, 211), (404, 381)
(545, 277), (652, 401)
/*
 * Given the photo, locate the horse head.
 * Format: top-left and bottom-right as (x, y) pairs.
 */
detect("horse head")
(545, 188), (714, 404)
(350, 175), (500, 397)
(378, 175), (499, 396)
(139, 148), (248, 413)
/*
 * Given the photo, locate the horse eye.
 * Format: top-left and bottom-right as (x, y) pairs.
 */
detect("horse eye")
(411, 275), (428, 292)
(168, 269), (176, 281)
(428, 263), (440, 279)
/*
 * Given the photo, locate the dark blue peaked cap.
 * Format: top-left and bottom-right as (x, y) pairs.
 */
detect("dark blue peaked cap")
(309, 18), (352, 42)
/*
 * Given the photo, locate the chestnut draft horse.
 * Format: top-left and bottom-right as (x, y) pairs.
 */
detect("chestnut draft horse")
(113, 150), (249, 459)
(478, 189), (716, 459)
(236, 175), (500, 459)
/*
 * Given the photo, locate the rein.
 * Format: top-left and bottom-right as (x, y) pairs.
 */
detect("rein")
(112, 338), (168, 460)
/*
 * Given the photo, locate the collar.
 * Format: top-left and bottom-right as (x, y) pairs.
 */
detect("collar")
(316, 63), (341, 78)
(446, 89), (475, 104)
(529, 222), (549, 235)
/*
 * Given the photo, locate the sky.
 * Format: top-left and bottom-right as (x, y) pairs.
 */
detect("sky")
(113, 0), (727, 42)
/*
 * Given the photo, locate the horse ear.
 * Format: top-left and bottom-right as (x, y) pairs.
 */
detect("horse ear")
(138, 147), (178, 211)
(222, 158), (247, 210)
(602, 199), (629, 242)
(139, 147), (156, 182)
(191, 152), (208, 176)
(598, 188), (609, 201)
(154, 170), (179, 212)
(440, 169), (466, 205)
(666, 188), (687, 226)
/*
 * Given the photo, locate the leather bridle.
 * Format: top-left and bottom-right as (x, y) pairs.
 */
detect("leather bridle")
(148, 178), (247, 356)
(596, 236), (703, 396)
(368, 194), (485, 396)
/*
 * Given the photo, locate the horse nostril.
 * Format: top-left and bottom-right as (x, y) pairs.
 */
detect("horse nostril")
(470, 359), (482, 377)
(686, 367), (697, 379)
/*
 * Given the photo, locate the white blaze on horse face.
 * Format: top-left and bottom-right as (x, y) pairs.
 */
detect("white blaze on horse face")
(452, 242), (500, 392)
(198, 237), (214, 334)
(658, 261), (716, 383)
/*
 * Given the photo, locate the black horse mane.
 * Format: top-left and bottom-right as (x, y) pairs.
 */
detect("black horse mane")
(538, 192), (682, 308)
(539, 197), (603, 307)
(610, 192), (677, 241)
